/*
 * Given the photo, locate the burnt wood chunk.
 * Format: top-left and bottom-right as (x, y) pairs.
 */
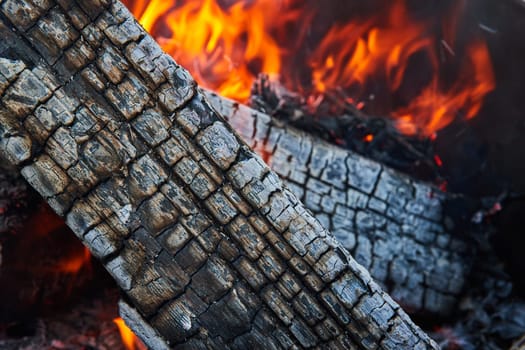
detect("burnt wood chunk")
(0, 1), (438, 349)
(206, 90), (477, 316)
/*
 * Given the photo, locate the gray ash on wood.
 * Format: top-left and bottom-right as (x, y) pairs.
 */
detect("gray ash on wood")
(207, 88), (481, 316)
(0, 1), (518, 349)
(250, 74), (444, 183)
(246, 53), (525, 350)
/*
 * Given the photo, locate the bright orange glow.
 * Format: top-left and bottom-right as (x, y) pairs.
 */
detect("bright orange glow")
(309, 1), (495, 136)
(114, 318), (148, 350)
(21, 204), (93, 276)
(124, 0), (495, 136)
(391, 40), (495, 135)
(55, 246), (92, 274)
(125, 0), (289, 101)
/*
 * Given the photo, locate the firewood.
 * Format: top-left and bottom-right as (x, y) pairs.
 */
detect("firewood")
(0, 91), (479, 318)
(0, 1), (438, 349)
(249, 74), (441, 182)
(206, 90), (478, 316)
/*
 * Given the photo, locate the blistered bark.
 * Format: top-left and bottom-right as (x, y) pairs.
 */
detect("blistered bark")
(0, 1), (438, 349)
(206, 91), (476, 315)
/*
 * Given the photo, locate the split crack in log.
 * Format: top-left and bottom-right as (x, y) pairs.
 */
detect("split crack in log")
(0, 0), (439, 349)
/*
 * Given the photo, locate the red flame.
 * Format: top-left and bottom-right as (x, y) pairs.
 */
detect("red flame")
(391, 40), (495, 135)
(434, 154), (443, 167)
(123, 0), (495, 136)
(114, 318), (148, 350)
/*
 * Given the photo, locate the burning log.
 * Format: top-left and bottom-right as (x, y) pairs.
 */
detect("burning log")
(206, 90), (478, 316)
(0, 0), (438, 349)
(248, 74), (442, 182)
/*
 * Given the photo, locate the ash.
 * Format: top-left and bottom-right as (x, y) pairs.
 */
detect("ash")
(430, 240), (525, 350)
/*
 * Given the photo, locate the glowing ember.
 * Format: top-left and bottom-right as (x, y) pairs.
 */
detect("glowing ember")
(24, 205), (93, 275)
(434, 154), (443, 167)
(55, 246), (91, 274)
(114, 318), (147, 350)
(26, 204), (66, 237)
(124, 0), (495, 136)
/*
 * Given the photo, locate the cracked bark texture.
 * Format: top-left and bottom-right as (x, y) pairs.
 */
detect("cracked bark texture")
(0, 0), (438, 349)
(205, 91), (476, 316)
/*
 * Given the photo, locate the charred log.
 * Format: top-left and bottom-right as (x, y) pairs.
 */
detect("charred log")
(512, 334), (525, 350)
(0, 0), (437, 349)
(206, 90), (478, 316)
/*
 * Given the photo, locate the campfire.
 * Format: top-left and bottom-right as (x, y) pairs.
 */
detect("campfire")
(123, 0), (495, 137)
(1, 0), (524, 349)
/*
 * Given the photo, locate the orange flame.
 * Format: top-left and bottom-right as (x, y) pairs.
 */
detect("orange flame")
(124, 0), (495, 136)
(310, 2), (432, 94)
(393, 40), (495, 135)
(22, 204), (93, 275)
(125, 0), (287, 101)
(55, 246), (92, 274)
(308, 1), (495, 136)
(114, 317), (148, 350)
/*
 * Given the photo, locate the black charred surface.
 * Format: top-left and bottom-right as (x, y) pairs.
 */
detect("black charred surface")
(250, 74), (443, 184)
(0, 163), (30, 236)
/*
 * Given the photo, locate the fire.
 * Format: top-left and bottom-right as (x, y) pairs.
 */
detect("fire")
(124, 0), (288, 101)
(26, 202), (66, 237)
(56, 246), (91, 274)
(114, 318), (147, 350)
(124, 0), (495, 136)
(309, 2), (432, 94)
(26, 205), (93, 275)
(390, 40), (495, 135)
